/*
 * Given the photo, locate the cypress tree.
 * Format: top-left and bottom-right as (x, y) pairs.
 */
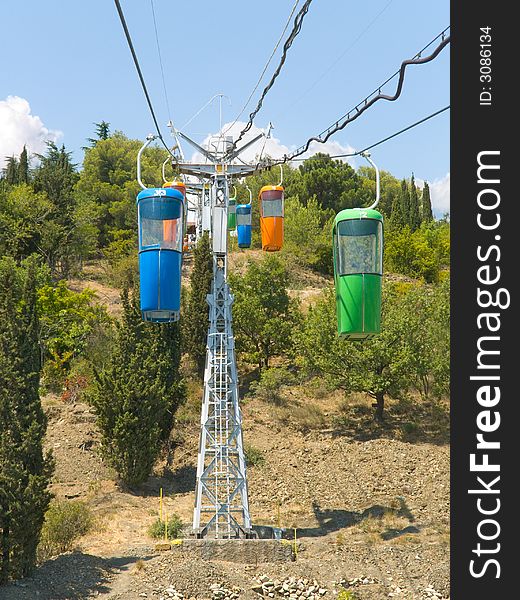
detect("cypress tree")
(390, 192), (405, 228)
(90, 286), (183, 486)
(184, 233), (213, 378)
(0, 257), (53, 583)
(395, 179), (410, 228)
(17, 146), (29, 184)
(409, 173), (421, 231)
(421, 181), (434, 222)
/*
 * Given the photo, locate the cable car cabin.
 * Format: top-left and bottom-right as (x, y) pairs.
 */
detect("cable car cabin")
(228, 198), (237, 230)
(259, 185), (284, 252)
(163, 179), (186, 199)
(333, 208), (383, 340)
(137, 188), (185, 323)
(236, 203), (252, 248)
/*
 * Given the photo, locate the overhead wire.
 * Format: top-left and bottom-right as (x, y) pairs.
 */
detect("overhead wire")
(150, 0), (172, 125)
(229, 0), (314, 154)
(289, 105), (450, 161)
(269, 27), (450, 164)
(222, 0), (301, 137)
(277, 0), (395, 119)
(113, 0), (173, 155)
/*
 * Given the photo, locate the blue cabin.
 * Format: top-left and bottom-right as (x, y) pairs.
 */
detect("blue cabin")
(137, 187), (184, 322)
(236, 204), (252, 248)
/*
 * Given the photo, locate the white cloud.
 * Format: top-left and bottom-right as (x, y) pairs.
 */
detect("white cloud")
(0, 96), (62, 169)
(188, 121), (355, 166)
(430, 172), (450, 218)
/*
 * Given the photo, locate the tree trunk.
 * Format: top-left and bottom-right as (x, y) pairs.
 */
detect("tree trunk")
(374, 391), (385, 421)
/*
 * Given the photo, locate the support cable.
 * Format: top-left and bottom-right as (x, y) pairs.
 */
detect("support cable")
(278, 0), (395, 119)
(229, 0), (314, 154)
(113, 0), (173, 156)
(289, 105), (450, 161)
(272, 27), (450, 164)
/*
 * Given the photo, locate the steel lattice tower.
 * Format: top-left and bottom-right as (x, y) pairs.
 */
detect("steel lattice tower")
(176, 131), (264, 538)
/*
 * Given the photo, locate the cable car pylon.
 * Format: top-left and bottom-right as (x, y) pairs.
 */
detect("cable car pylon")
(172, 129), (266, 538)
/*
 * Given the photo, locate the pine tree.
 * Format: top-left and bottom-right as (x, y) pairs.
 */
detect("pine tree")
(421, 181), (434, 222)
(408, 173), (421, 231)
(184, 233), (213, 378)
(84, 121), (111, 149)
(3, 156), (19, 184)
(90, 286), (183, 486)
(17, 146), (29, 184)
(0, 257), (53, 583)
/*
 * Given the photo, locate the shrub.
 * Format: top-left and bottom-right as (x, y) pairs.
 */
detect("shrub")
(249, 366), (296, 405)
(148, 513), (183, 540)
(37, 500), (93, 563)
(245, 445), (265, 467)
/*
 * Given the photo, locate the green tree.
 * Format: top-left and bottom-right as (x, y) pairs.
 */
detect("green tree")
(17, 146), (29, 185)
(3, 156), (19, 185)
(283, 195), (334, 275)
(299, 285), (417, 421)
(229, 256), (300, 370)
(184, 233), (213, 377)
(421, 182), (434, 222)
(408, 174), (421, 231)
(90, 286), (183, 486)
(0, 257), (53, 582)
(84, 121), (111, 149)
(399, 179), (410, 227)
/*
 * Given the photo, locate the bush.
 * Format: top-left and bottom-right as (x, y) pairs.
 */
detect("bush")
(37, 500), (93, 563)
(249, 366), (296, 405)
(245, 445), (265, 467)
(148, 513), (183, 540)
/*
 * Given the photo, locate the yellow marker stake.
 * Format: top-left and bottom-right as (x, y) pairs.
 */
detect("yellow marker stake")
(160, 487), (163, 522)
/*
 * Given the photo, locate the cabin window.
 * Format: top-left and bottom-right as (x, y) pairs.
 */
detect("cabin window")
(139, 198), (183, 251)
(236, 208), (251, 226)
(336, 219), (382, 275)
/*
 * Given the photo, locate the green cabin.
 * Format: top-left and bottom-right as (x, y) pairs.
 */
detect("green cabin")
(332, 208), (383, 340)
(228, 198), (236, 230)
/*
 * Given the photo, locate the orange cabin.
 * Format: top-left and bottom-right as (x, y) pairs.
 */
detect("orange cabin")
(259, 185), (284, 252)
(164, 180), (186, 199)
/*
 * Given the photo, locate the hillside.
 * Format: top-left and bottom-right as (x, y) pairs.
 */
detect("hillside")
(2, 271), (449, 600)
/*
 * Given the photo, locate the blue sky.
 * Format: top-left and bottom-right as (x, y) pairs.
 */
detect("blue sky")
(1, 0), (450, 213)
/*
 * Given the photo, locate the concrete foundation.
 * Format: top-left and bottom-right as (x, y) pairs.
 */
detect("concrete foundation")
(157, 539), (295, 563)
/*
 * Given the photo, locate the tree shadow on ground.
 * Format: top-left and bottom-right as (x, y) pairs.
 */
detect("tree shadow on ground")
(123, 464), (197, 497)
(238, 366), (261, 399)
(328, 396), (450, 446)
(293, 499), (418, 540)
(0, 553), (154, 600)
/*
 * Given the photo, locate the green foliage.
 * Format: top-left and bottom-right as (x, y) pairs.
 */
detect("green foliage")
(283, 195), (334, 275)
(183, 232), (213, 377)
(249, 366), (296, 405)
(89, 286), (184, 486)
(287, 153), (372, 213)
(0, 257), (54, 583)
(37, 500), (93, 563)
(76, 132), (167, 251)
(421, 181), (434, 222)
(408, 174), (421, 231)
(384, 221), (450, 283)
(244, 445), (265, 467)
(37, 282), (110, 390)
(230, 256), (301, 370)
(148, 513), (183, 540)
